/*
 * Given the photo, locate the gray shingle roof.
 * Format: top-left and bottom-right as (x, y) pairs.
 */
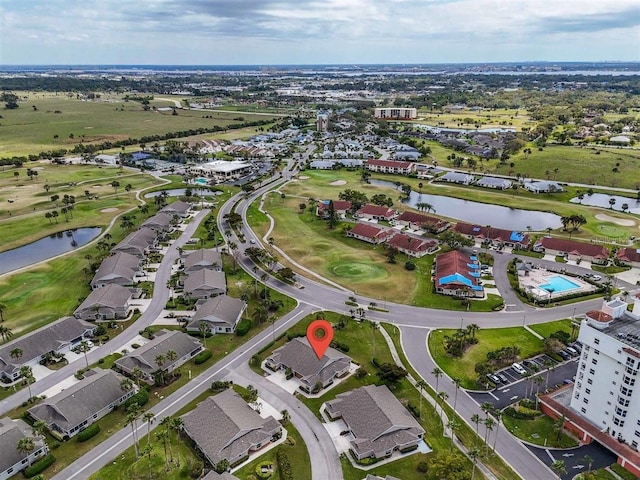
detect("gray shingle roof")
(142, 212), (173, 230)
(266, 337), (351, 387)
(113, 227), (156, 256)
(92, 252), (140, 285)
(181, 389), (280, 465)
(201, 472), (241, 480)
(115, 329), (202, 376)
(183, 269), (226, 295)
(0, 317), (95, 376)
(325, 385), (424, 458)
(75, 284), (132, 314)
(189, 295), (246, 329)
(0, 418), (47, 474)
(161, 200), (190, 216)
(183, 249), (223, 271)
(28, 369), (130, 433)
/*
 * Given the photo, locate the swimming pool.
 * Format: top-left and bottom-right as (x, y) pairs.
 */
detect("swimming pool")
(195, 177), (208, 185)
(539, 276), (581, 293)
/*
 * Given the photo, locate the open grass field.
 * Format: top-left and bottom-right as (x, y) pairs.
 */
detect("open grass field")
(502, 412), (578, 448)
(0, 92), (280, 157)
(414, 108), (534, 131)
(528, 319), (576, 339)
(428, 327), (545, 389)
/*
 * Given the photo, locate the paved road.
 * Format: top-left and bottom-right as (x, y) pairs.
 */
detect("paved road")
(529, 442), (617, 480)
(0, 208), (210, 416)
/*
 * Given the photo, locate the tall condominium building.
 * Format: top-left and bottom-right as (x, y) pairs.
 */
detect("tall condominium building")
(374, 107), (417, 120)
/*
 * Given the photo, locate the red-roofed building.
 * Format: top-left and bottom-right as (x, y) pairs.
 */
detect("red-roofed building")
(316, 200), (352, 219)
(395, 211), (450, 234)
(453, 223), (530, 249)
(346, 223), (396, 244)
(533, 237), (610, 264)
(365, 159), (416, 175)
(355, 204), (396, 221)
(386, 234), (438, 258)
(616, 247), (640, 268)
(433, 250), (484, 298)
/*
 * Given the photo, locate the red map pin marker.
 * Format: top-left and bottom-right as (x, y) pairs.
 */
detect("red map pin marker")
(306, 319), (334, 359)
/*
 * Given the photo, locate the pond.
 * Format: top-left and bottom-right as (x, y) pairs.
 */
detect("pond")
(0, 227), (102, 275)
(369, 179), (562, 231)
(144, 188), (222, 198)
(569, 193), (640, 214)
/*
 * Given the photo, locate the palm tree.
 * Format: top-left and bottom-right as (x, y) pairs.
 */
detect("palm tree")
(120, 378), (133, 394)
(469, 447), (481, 480)
(160, 417), (174, 464)
(17, 436), (35, 456)
(166, 350), (177, 380)
(416, 380), (427, 419)
(156, 428), (170, 471)
(78, 340), (91, 369)
(0, 301), (7, 322)
(370, 320), (379, 357)
(155, 354), (167, 385)
(437, 391), (448, 416)
(20, 366), (34, 400)
(143, 412), (155, 443)
(132, 367), (144, 388)
(127, 404), (141, 459)
(582, 454), (593, 473)
(452, 378), (461, 417)
(170, 417), (183, 467)
(280, 409), (290, 425)
(551, 459), (566, 479)
(483, 417), (495, 456)
(431, 367), (443, 392)
(492, 410), (502, 452)
(0, 325), (13, 343)
(111, 180), (120, 194)
(141, 441), (153, 480)
(31, 420), (47, 439)
(198, 322), (211, 348)
(10, 347), (23, 363)
(471, 413), (481, 436)
(447, 419), (460, 452)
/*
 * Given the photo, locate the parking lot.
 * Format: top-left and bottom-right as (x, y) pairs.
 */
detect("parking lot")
(490, 354), (559, 385)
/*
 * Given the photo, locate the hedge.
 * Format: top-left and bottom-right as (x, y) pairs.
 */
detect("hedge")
(123, 389), (149, 410)
(194, 350), (212, 364)
(276, 448), (293, 480)
(24, 454), (55, 478)
(235, 319), (252, 337)
(76, 423), (101, 442)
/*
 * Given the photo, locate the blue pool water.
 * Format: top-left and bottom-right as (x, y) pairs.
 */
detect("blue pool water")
(540, 276), (580, 293)
(195, 177), (208, 185)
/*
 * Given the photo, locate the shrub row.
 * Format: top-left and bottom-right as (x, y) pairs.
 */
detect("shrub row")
(330, 341), (350, 353)
(504, 406), (538, 420)
(235, 319), (252, 337)
(123, 389), (149, 410)
(194, 350), (212, 364)
(276, 448), (293, 480)
(24, 454), (55, 478)
(76, 423), (101, 442)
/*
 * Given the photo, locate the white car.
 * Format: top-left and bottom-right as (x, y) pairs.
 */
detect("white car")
(591, 274), (602, 281)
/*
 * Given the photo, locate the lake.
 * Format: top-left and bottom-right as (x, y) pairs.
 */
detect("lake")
(0, 227), (102, 275)
(569, 193), (640, 214)
(370, 179), (562, 230)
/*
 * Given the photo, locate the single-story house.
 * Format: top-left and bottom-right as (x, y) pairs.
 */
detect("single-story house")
(533, 237), (610, 264)
(91, 252), (142, 289)
(186, 295), (246, 334)
(616, 247), (640, 268)
(309, 160), (335, 170)
(476, 176), (512, 190)
(74, 284), (133, 321)
(453, 223), (531, 249)
(609, 135), (631, 145)
(394, 211), (450, 234)
(161, 200), (191, 218)
(28, 369), (136, 440)
(0, 316), (96, 383)
(182, 249), (223, 273)
(365, 159), (416, 175)
(141, 212), (174, 232)
(523, 181), (564, 193)
(265, 337), (352, 394)
(346, 223), (396, 244)
(324, 385), (425, 461)
(115, 329), (202, 384)
(182, 269), (227, 299)
(112, 227), (157, 257)
(439, 171), (474, 185)
(434, 250), (484, 298)
(0, 418), (48, 480)
(317, 200), (352, 219)
(386, 234), (438, 258)
(355, 205), (396, 222)
(181, 389), (281, 469)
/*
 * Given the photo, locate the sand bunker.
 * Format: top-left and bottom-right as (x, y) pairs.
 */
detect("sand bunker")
(101, 208), (118, 213)
(298, 175), (310, 180)
(329, 180), (347, 186)
(595, 213), (636, 227)
(31, 167), (45, 171)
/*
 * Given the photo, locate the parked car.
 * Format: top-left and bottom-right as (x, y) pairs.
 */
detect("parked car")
(498, 373), (509, 383)
(563, 379), (573, 385)
(487, 374), (501, 384)
(592, 274), (602, 281)
(512, 363), (527, 375)
(558, 350), (570, 360)
(566, 346), (579, 356)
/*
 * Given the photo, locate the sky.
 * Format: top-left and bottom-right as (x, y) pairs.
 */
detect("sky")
(1, 0), (639, 65)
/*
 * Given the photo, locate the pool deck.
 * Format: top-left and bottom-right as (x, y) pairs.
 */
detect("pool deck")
(517, 267), (596, 300)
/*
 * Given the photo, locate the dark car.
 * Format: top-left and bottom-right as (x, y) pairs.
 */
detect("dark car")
(497, 373), (509, 383)
(558, 350), (570, 360)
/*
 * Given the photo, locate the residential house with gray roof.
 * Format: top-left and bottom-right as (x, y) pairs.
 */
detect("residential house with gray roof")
(0, 316), (96, 382)
(183, 249), (223, 272)
(523, 180), (564, 193)
(74, 284), (133, 321)
(181, 389), (281, 469)
(161, 200), (191, 218)
(325, 385), (425, 461)
(0, 418), (48, 480)
(112, 227), (157, 257)
(439, 171), (474, 185)
(265, 337), (352, 394)
(91, 252), (142, 290)
(28, 369), (135, 440)
(183, 269), (227, 300)
(476, 176), (512, 190)
(142, 212), (174, 232)
(115, 329), (202, 384)
(187, 295), (246, 334)
(201, 472), (240, 480)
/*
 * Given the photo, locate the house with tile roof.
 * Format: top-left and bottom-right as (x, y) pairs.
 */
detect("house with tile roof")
(453, 222), (530, 249)
(74, 284), (133, 320)
(533, 237), (610, 265)
(346, 223), (396, 244)
(91, 252), (142, 290)
(181, 389), (281, 469)
(434, 250), (484, 298)
(265, 337), (352, 394)
(0, 316), (96, 382)
(316, 200), (352, 219)
(355, 204), (396, 222)
(365, 159), (416, 175)
(0, 418), (48, 480)
(28, 369), (136, 440)
(115, 329), (202, 384)
(187, 295), (246, 334)
(616, 247), (640, 268)
(324, 385), (425, 461)
(394, 211), (450, 234)
(386, 234), (438, 258)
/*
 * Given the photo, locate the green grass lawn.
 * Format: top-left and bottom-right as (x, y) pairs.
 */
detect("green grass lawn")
(502, 412), (578, 448)
(428, 327), (544, 389)
(528, 319), (576, 339)
(577, 468), (619, 480)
